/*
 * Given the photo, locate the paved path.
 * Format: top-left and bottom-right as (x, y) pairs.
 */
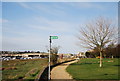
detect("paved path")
(51, 60), (78, 79)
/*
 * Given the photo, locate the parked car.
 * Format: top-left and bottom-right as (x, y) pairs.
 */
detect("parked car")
(27, 57), (32, 59)
(32, 57), (40, 59)
(3, 58), (10, 61)
(11, 57), (16, 60)
(20, 57), (25, 60)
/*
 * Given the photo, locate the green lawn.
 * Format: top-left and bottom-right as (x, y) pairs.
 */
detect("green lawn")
(66, 58), (120, 80)
(2, 59), (48, 80)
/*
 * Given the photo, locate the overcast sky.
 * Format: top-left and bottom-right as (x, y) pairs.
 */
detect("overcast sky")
(1, 2), (118, 54)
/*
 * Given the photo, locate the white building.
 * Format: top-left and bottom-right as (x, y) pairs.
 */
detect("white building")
(77, 52), (86, 58)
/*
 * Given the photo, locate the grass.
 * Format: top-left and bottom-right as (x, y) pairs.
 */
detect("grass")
(66, 58), (120, 80)
(2, 58), (73, 80)
(2, 59), (48, 80)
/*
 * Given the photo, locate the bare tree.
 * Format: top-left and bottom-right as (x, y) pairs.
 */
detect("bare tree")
(77, 17), (117, 67)
(50, 46), (60, 64)
(46, 45), (60, 64)
(51, 46), (60, 54)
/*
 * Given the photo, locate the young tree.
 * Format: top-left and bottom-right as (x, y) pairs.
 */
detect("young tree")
(50, 46), (60, 64)
(46, 45), (60, 64)
(77, 17), (117, 67)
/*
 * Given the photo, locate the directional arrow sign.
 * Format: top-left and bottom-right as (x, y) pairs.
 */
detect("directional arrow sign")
(50, 36), (58, 39)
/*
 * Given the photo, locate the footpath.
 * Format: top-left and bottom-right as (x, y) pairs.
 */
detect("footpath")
(51, 60), (78, 79)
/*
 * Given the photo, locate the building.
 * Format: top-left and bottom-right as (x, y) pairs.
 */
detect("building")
(77, 52), (86, 58)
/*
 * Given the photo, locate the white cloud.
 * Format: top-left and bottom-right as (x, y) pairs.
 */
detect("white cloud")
(34, 4), (67, 16)
(18, 2), (67, 16)
(27, 16), (77, 33)
(65, 2), (105, 10)
(0, 19), (9, 23)
(2, 35), (49, 51)
(18, 2), (32, 9)
(3, 15), (75, 37)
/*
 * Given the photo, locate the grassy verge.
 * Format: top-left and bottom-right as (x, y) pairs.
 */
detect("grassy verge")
(66, 58), (119, 80)
(2, 58), (73, 80)
(2, 59), (48, 80)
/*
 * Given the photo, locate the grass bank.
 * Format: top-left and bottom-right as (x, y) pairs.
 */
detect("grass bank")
(2, 58), (74, 80)
(66, 58), (119, 80)
(2, 59), (48, 80)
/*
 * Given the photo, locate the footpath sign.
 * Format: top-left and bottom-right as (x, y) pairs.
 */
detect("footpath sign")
(50, 36), (58, 39)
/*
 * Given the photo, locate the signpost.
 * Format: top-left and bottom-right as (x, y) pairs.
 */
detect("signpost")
(48, 36), (58, 80)
(50, 36), (58, 39)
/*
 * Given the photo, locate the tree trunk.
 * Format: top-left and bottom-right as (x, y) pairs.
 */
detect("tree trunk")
(100, 50), (102, 67)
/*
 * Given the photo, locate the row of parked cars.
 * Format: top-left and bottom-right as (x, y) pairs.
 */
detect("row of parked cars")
(0, 56), (48, 61)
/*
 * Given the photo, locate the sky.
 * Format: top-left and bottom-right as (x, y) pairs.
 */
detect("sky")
(1, 2), (118, 54)
(2, 0), (120, 2)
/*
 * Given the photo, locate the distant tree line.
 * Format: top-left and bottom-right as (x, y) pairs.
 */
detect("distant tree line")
(85, 44), (120, 58)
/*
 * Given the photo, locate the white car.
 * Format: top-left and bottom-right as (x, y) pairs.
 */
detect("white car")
(3, 58), (10, 61)
(27, 57), (32, 59)
(12, 57), (16, 60)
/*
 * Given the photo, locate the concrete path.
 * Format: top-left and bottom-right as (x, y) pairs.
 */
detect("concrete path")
(51, 60), (78, 79)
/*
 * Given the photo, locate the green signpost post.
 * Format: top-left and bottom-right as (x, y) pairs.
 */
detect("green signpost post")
(48, 36), (58, 80)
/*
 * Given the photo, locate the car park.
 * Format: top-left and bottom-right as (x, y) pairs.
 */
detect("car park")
(1, 56), (44, 61)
